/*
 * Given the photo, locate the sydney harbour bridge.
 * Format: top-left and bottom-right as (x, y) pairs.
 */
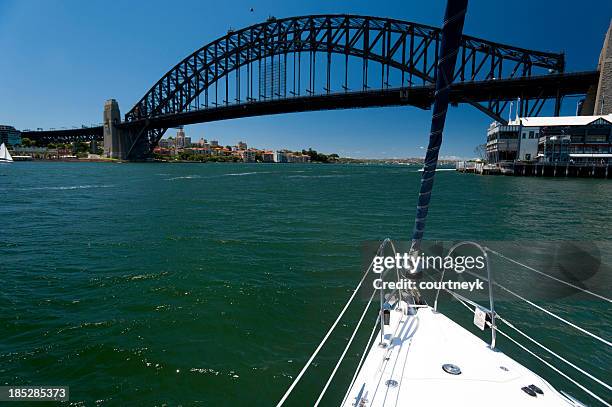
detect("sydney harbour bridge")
(21, 14), (609, 160)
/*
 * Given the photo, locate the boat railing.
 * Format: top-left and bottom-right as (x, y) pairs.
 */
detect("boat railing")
(431, 243), (611, 406)
(433, 241), (496, 348)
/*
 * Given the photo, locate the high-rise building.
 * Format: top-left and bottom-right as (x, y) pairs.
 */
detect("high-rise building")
(0, 125), (21, 147)
(176, 128), (186, 148)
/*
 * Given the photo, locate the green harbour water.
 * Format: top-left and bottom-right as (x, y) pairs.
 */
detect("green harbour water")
(0, 162), (610, 405)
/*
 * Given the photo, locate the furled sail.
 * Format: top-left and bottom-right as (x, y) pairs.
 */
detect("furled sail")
(410, 0), (468, 252)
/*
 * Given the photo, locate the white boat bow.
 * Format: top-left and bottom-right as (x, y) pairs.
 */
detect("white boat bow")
(342, 304), (577, 406)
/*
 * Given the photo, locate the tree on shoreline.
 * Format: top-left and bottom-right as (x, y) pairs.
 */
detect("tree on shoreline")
(474, 144), (487, 161)
(302, 148), (336, 163)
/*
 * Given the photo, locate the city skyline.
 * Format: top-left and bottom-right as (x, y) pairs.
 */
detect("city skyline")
(1, 0), (611, 158)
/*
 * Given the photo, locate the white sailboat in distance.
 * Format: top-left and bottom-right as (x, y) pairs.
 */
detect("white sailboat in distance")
(0, 143), (14, 163)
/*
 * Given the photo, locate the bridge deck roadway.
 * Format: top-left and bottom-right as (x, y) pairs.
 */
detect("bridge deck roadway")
(119, 71), (598, 130)
(21, 71), (598, 144)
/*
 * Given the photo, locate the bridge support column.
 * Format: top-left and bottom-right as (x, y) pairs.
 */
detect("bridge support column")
(103, 99), (125, 159)
(103, 99), (151, 160)
(581, 19), (612, 115)
(594, 19), (612, 115)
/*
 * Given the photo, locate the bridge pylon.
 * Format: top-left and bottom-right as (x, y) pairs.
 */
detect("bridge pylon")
(103, 99), (124, 159)
(103, 99), (147, 160)
(594, 19), (612, 115)
(581, 19), (612, 115)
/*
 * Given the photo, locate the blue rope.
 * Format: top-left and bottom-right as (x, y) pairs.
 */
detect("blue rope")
(411, 0), (469, 251)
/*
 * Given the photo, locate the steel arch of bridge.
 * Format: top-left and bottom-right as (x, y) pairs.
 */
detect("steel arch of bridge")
(123, 14), (565, 157)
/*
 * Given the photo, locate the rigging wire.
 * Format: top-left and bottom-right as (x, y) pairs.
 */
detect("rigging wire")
(484, 247), (612, 303)
(464, 270), (612, 348)
(497, 315), (611, 391)
(275, 239), (391, 406)
(340, 313), (381, 406)
(313, 288), (377, 406)
(494, 325), (611, 407)
(436, 283), (610, 406)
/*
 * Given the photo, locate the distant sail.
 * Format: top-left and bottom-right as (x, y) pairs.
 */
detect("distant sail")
(0, 143), (14, 162)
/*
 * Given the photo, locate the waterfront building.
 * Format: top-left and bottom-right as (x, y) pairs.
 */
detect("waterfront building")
(518, 115), (612, 164)
(211, 147), (231, 156)
(262, 151), (274, 162)
(0, 125), (21, 147)
(287, 153), (311, 163)
(237, 141), (247, 150)
(274, 150), (289, 163)
(210, 140), (219, 147)
(184, 136), (192, 147)
(159, 139), (170, 148)
(517, 126), (540, 162)
(486, 114), (612, 164)
(186, 146), (211, 155)
(240, 149), (256, 162)
(153, 146), (173, 156)
(197, 138), (208, 146)
(486, 122), (520, 162)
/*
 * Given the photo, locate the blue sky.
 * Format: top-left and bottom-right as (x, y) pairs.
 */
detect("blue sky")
(1, 0), (610, 158)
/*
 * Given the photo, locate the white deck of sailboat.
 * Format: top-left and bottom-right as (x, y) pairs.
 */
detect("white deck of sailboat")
(342, 304), (575, 407)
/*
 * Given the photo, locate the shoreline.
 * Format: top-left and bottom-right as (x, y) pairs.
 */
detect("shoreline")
(10, 158), (459, 166)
